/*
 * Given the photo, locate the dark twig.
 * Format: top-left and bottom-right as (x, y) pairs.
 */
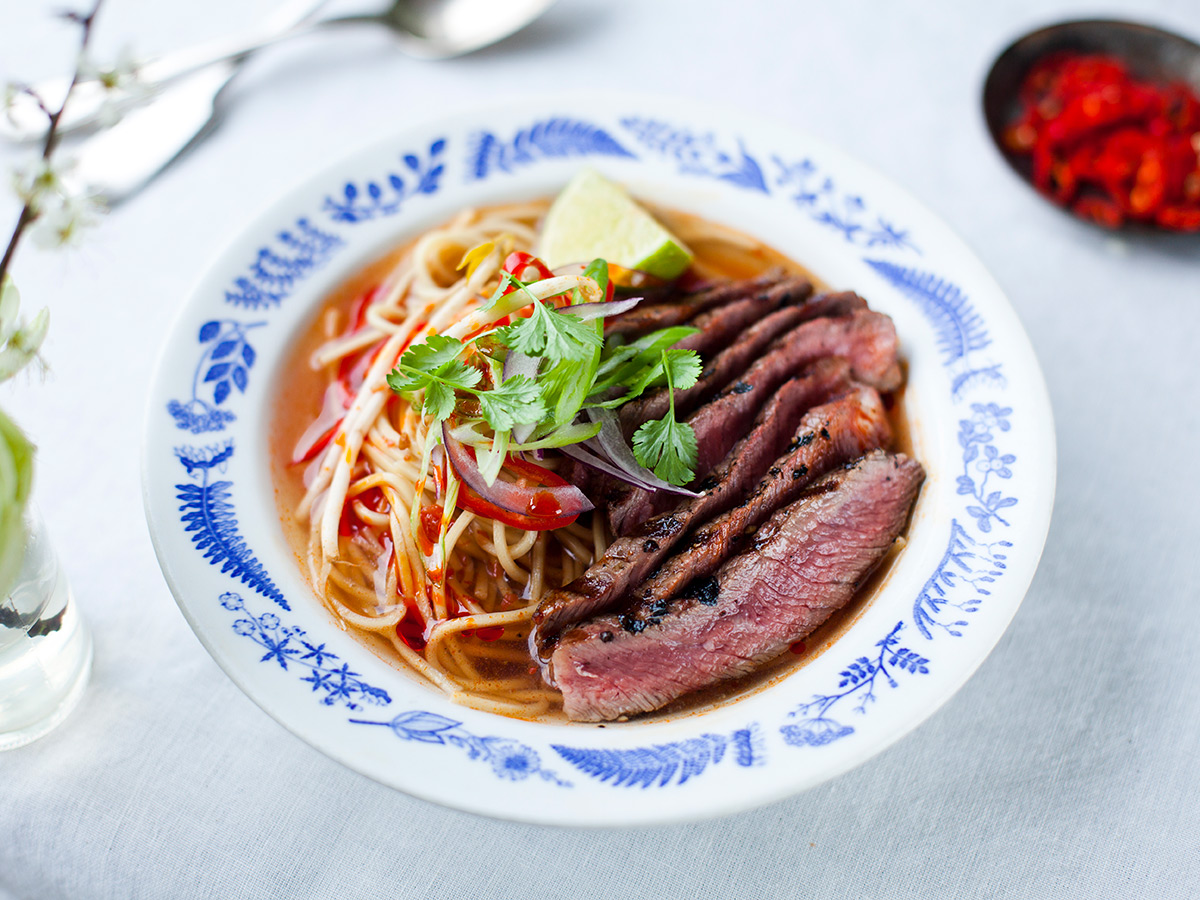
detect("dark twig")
(0, 0), (104, 287)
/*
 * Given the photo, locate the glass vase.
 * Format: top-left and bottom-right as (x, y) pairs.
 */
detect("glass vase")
(0, 506), (92, 750)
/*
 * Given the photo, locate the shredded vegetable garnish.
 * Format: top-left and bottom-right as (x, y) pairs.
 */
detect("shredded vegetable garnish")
(385, 252), (703, 488)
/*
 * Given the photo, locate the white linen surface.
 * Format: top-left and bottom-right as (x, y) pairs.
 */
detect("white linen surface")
(1, 0), (1198, 897)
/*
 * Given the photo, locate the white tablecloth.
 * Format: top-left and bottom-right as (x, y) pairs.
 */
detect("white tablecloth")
(2, 0), (1199, 897)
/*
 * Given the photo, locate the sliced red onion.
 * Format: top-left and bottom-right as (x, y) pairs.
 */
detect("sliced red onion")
(501, 348), (540, 382)
(558, 441), (662, 493)
(442, 423), (593, 518)
(583, 408), (699, 497)
(501, 349), (541, 444)
(560, 296), (643, 321)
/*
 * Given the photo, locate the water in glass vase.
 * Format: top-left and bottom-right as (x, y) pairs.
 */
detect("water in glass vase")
(0, 508), (92, 750)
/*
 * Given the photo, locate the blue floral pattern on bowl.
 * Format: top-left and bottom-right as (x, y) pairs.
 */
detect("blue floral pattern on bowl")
(553, 725), (762, 788)
(350, 711), (570, 786)
(467, 118), (635, 181)
(225, 219), (342, 310)
(221, 592), (391, 709)
(167, 319), (262, 433)
(323, 140), (447, 223)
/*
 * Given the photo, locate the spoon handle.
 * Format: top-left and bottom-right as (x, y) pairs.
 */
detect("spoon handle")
(0, 0), (331, 144)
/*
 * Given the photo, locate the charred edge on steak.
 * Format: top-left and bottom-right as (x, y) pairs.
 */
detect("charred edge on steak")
(604, 320), (875, 536)
(623, 385), (893, 623)
(530, 359), (853, 656)
(673, 276), (813, 357)
(603, 272), (787, 339)
(603, 301), (900, 537)
(617, 291), (871, 440)
(551, 451), (926, 721)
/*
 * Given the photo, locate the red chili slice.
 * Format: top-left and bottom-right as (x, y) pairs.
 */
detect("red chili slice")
(455, 453), (583, 531)
(1006, 52), (1200, 232)
(456, 481), (580, 531)
(501, 251), (555, 287)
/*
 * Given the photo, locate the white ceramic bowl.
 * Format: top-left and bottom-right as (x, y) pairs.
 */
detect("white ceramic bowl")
(143, 95), (1055, 826)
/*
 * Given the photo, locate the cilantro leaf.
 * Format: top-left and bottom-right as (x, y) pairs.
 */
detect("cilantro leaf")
(661, 348), (702, 391)
(477, 374), (545, 431)
(399, 334), (466, 373)
(421, 379), (457, 421)
(632, 414), (698, 486)
(592, 326), (700, 395)
(604, 347), (703, 407)
(386, 334), (481, 422)
(628, 349), (699, 486)
(498, 300), (602, 362)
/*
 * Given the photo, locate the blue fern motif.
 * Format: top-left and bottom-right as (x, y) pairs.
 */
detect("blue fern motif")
(913, 519), (1012, 640)
(620, 117), (767, 193)
(553, 726), (761, 788)
(467, 118), (635, 180)
(324, 139), (446, 222)
(225, 218), (342, 309)
(221, 593), (390, 709)
(167, 319), (263, 433)
(175, 444), (288, 610)
(349, 711), (570, 785)
(865, 259), (989, 363)
(773, 156), (918, 251)
(865, 259), (1005, 399)
(782, 622), (928, 749)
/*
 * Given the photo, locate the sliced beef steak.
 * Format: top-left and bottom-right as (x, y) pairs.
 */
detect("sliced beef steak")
(606, 345), (859, 536)
(619, 292), (874, 438)
(630, 384), (892, 607)
(674, 276), (814, 357)
(604, 273), (787, 340)
(530, 361), (852, 656)
(756, 308), (902, 394)
(551, 451), (925, 721)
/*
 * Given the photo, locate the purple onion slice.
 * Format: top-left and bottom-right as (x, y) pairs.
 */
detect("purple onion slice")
(583, 409), (699, 497)
(442, 423), (594, 518)
(561, 296), (643, 321)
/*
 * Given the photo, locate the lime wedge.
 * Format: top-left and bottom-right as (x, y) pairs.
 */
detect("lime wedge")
(538, 170), (693, 279)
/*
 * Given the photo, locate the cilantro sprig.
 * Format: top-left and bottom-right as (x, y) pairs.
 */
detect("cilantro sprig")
(386, 334), (545, 426)
(631, 350), (700, 485)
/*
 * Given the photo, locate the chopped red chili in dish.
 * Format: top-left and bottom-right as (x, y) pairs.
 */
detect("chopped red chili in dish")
(1005, 52), (1200, 231)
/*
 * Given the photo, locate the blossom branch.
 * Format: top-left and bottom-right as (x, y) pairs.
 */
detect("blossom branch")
(0, 0), (104, 287)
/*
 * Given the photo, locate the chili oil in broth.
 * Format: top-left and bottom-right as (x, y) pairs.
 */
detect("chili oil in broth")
(270, 199), (914, 723)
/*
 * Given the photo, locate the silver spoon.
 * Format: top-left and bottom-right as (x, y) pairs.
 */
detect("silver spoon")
(2, 0), (556, 143)
(982, 18), (1200, 233)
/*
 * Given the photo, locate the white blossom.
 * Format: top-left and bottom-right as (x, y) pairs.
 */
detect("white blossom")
(77, 44), (144, 127)
(11, 156), (74, 212)
(29, 191), (101, 249)
(0, 276), (49, 382)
